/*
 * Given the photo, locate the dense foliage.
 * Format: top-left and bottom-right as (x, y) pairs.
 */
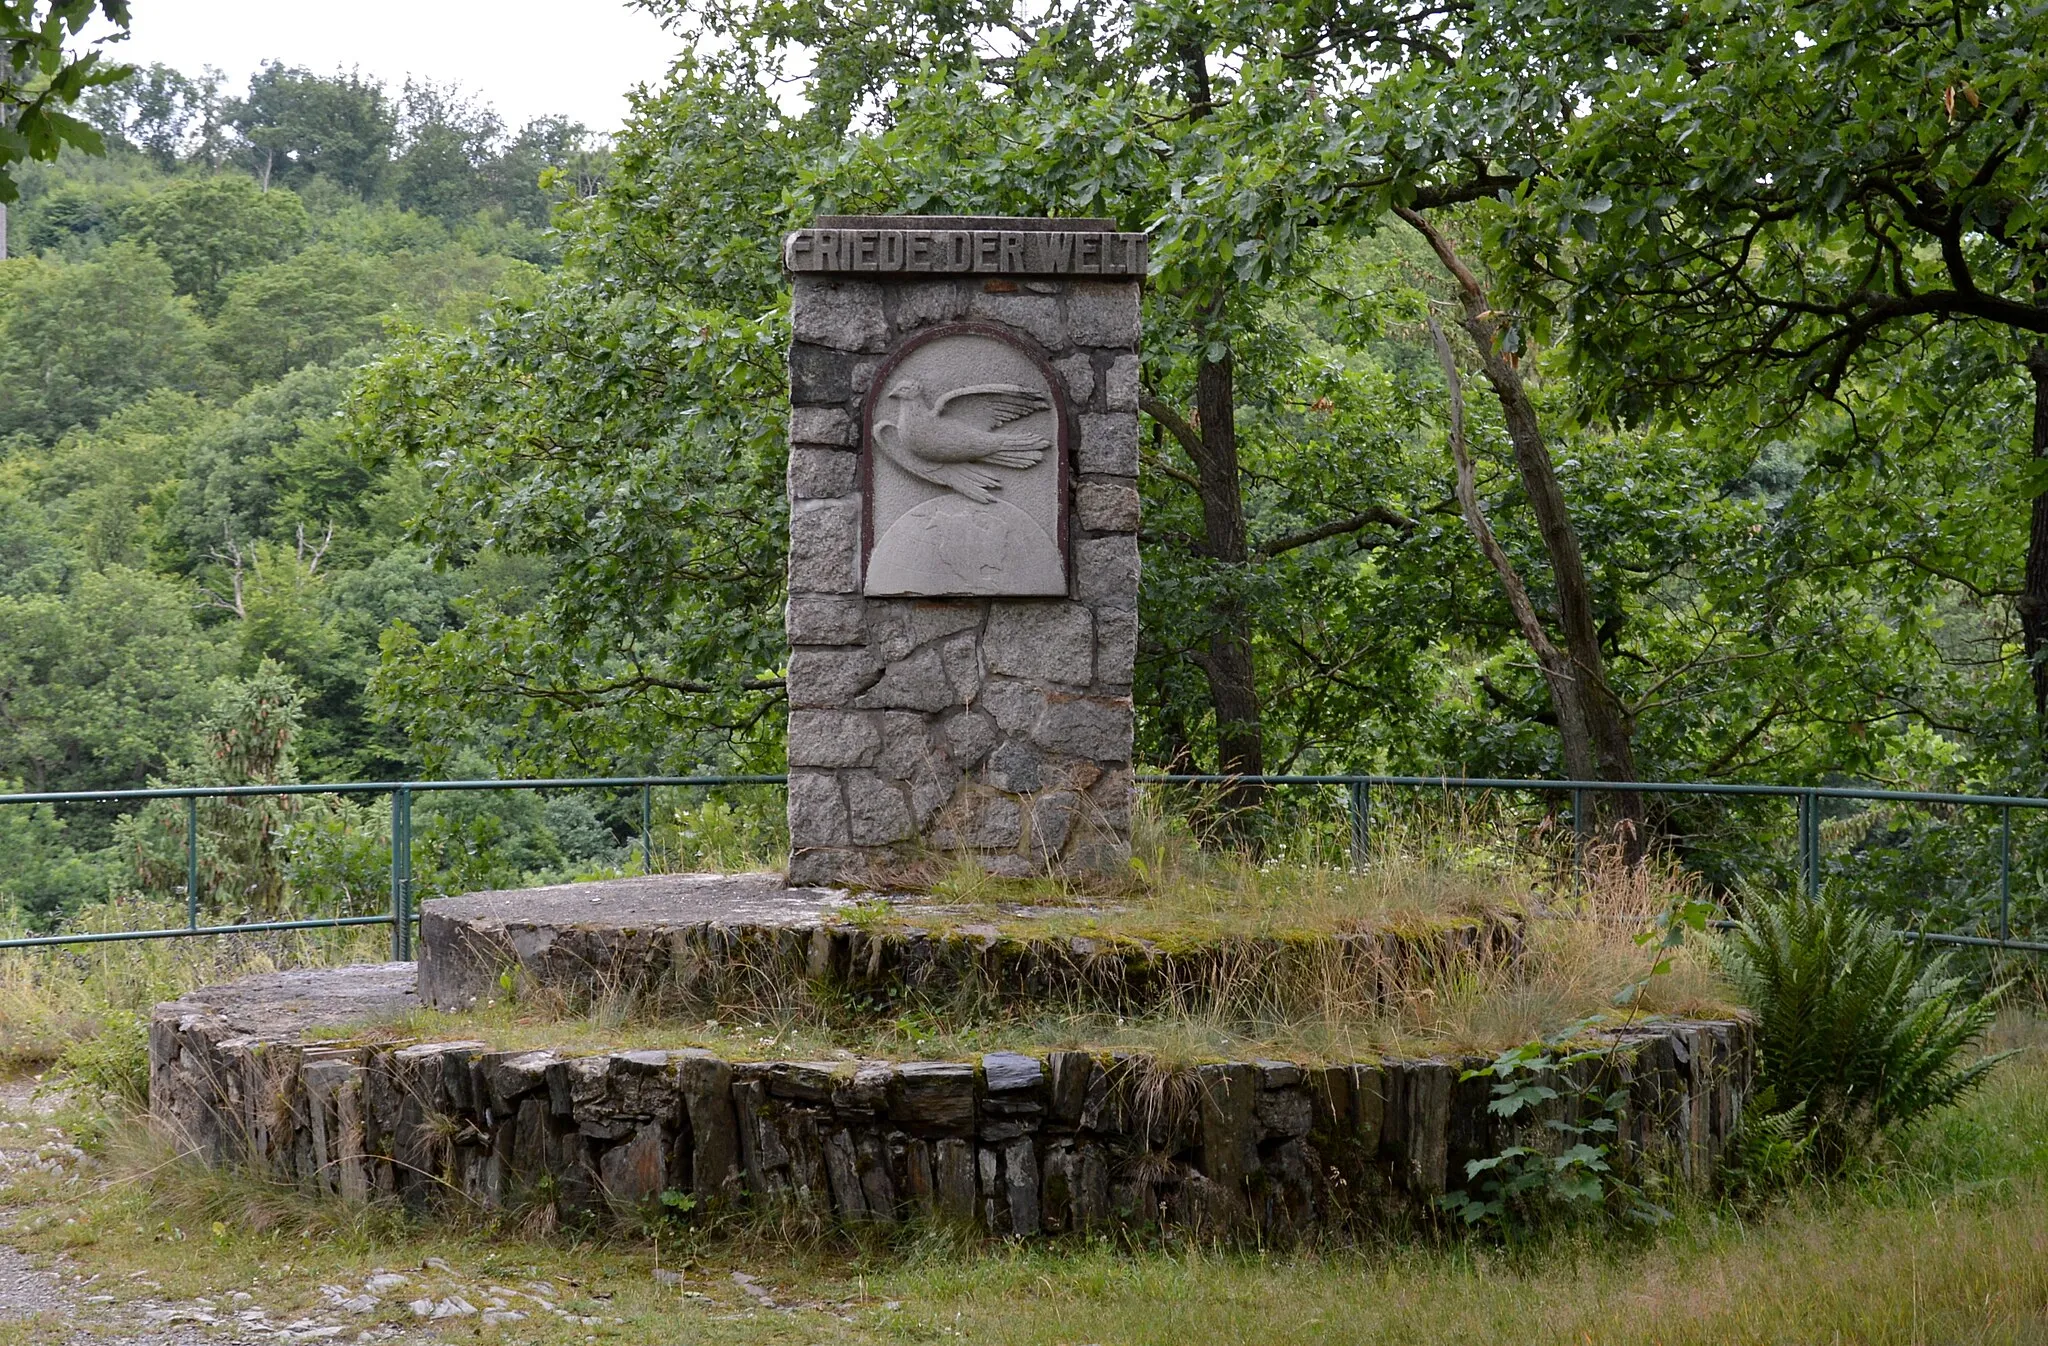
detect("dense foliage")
(0, 59), (616, 924)
(0, 1), (130, 203)
(6, 0), (2048, 944)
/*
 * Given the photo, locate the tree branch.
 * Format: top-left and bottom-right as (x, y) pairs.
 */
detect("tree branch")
(1697, 698), (1788, 777)
(1140, 450), (1201, 490)
(1394, 205), (1486, 303)
(1427, 313), (1565, 671)
(1140, 391), (1204, 460)
(1256, 507), (1419, 556)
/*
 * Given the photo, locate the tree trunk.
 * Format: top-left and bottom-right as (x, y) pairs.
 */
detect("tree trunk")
(1469, 325), (1640, 785)
(1189, 347), (1266, 779)
(1398, 208), (1644, 850)
(0, 54), (10, 261)
(1428, 317), (1601, 785)
(1167, 39), (1265, 782)
(1140, 381), (1267, 784)
(2020, 344), (2048, 739)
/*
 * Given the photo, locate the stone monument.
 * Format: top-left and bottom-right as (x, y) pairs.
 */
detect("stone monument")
(782, 217), (1146, 886)
(144, 218), (1762, 1248)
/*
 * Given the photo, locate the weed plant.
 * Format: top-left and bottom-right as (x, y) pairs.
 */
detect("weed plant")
(1722, 884), (2009, 1172)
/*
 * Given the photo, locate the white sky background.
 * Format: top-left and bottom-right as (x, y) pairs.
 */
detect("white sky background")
(82, 0), (690, 134)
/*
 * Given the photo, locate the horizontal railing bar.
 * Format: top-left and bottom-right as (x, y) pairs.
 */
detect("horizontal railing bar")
(8, 772), (2048, 810)
(1140, 773), (2048, 809)
(1903, 930), (2048, 954)
(1709, 919), (2048, 954)
(0, 914), (395, 951)
(0, 776), (789, 806)
(3, 773), (2041, 954)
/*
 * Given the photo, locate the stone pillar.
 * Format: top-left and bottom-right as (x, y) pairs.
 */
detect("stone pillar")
(782, 216), (1144, 888)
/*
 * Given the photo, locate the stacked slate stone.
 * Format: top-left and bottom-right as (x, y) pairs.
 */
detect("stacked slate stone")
(151, 969), (1755, 1240)
(783, 216), (1147, 888)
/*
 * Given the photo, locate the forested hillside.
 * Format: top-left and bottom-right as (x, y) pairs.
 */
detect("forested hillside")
(0, 62), (618, 921)
(6, 0), (2047, 939)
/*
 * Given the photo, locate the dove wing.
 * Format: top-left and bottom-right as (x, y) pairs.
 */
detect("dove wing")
(932, 383), (1051, 429)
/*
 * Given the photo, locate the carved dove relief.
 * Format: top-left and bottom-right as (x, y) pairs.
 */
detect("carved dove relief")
(863, 329), (1068, 597)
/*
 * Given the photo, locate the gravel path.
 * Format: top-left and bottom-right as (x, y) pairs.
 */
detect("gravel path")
(0, 1077), (856, 1342)
(0, 1074), (435, 1345)
(0, 1240), (66, 1318)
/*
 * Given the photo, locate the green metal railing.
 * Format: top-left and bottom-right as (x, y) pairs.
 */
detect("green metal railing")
(1, 772), (2043, 955)
(1152, 773), (2048, 953)
(0, 776), (784, 956)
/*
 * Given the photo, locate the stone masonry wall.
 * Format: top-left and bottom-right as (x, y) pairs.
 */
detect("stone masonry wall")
(784, 218), (1143, 888)
(151, 970), (1753, 1242)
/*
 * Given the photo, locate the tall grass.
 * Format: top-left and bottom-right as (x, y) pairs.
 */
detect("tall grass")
(4, 790), (1738, 1072)
(392, 797), (1731, 1066)
(0, 896), (388, 1071)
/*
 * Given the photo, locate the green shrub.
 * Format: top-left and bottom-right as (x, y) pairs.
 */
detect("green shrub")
(1438, 1034), (1662, 1237)
(1721, 887), (2007, 1172)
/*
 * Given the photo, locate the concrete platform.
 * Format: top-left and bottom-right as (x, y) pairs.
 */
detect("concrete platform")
(149, 962), (419, 1038)
(417, 872), (854, 1011)
(415, 872), (1527, 1017)
(424, 871), (852, 930)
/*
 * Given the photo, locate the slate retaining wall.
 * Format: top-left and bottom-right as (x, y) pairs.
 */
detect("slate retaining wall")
(151, 971), (1751, 1240)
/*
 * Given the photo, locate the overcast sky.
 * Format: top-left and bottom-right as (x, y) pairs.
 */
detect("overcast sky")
(85, 0), (687, 133)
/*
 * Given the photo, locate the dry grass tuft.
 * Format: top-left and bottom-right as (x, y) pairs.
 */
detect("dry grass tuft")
(1, 897), (388, 1070)
(384, 816), (1733, 1066)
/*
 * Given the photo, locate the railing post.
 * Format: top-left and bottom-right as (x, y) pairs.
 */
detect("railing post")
(1347, 779), (1369, 870)
(642, 783), (654, 875)
(1795, 792), (1808, 896)
(1571, 787), (1586, 895)
(2001, 805), (2013, 943)
(185, 795), (199, 930)
(390, 786), (413, 961)
(1800, 790), (1821, 899)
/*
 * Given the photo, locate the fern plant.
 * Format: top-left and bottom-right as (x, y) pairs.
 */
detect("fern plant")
(1720, 886), (2007, 1172)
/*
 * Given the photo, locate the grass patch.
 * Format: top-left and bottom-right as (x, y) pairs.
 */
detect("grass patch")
(900, 788), (1537, 942)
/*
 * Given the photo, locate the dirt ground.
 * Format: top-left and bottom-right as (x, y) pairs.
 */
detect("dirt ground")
(0, 1074), (442, 1346)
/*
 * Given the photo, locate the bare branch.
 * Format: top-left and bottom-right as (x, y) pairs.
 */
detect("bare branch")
(296, 522), (334, 575)
(472, 671), (787, 705)
(1256, 507), (1419, 556)
(201, 527), (248, 620)
(1428, 314), (1565, 671)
